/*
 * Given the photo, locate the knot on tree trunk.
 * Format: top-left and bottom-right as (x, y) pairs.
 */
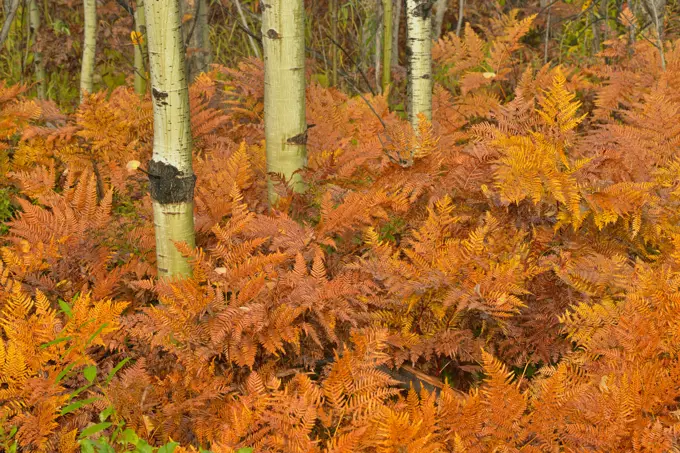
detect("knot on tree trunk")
(148, 160), (196, 204)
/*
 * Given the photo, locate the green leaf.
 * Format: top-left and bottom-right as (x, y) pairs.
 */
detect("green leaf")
(105, 357), (131, 384)
(133, 438), (154, 453)
(40, 336), (72, 349)
(70, 383), (93, 400)
(56, 363), (76, 383)
(83, 365), (97, 383)
(236, 449), (254, 453)
(61, 397), (99, 416)
(158, 441), (179, 453)
(80, 439), (95, 453)
(99, 406), (114, 422)
(58, 299), (73, 318)
(119, 429), (138, 445)
(79, 422), (112, 439)
(86, 323), (109, 346)
(91, 438), (115, 453)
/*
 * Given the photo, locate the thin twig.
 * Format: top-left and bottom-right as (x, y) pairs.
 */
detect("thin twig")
(456, 0), (464, 36)
(233, 0), (260, 58)
(325, 27), (376, 96)
(115, 0), (134, 17)
(185, 0), (201, 47)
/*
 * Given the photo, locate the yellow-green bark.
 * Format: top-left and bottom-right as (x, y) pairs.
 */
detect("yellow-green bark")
(134, 0), (147, 96)
(144, 0), (196, 277)
(262, 0), (307, 204)
(80, 0), (96, 101)
(29, 0), (45, 99)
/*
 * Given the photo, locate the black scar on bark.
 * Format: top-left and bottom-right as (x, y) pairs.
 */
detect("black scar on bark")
(152, 88), (169, 106)
(286, 124), (315, 145)
(412, 0), (435, 18)
(152, 88), (168, 100)
(267, 29), (280, 39)
(148, 160), (197, 204)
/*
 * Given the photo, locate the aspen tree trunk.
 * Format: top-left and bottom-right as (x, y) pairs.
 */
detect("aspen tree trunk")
(643, 0), (666, 70)
(0, 0), (19, 48)
(144, 0), (196, 277)
(331, 0), (338, 86)
(28, 0), (45, 99)
(541, 0), (551, 64)
(80, 0), (97, 100)
(182, 0), (211, 80)
(392, 0), (401, 63)
(375, 8), (382, 93)
(262, 0), (307, 204)
(196, 0), (211, 72)
(134, 0), (147, 95)
(382, 0), (392, 92)
(627, 0), (636, 46)
(433, 0), (447, 39)
(406, 0), (433, 127)
(455, 0), (464, 36)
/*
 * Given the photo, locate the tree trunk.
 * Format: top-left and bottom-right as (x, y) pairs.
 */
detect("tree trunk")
(134, 0), (147, 95)
(182, 0), (211, 80)
(627, 0), (636, 47)
(433, 0), (447, 39)
(197, 0), (211, 71)
(392, 0), (401, 64)
(28, 0), (46, 99)
(455, 0), (464, 36)
(375, 5), (382, 93)
(541, 0), (551, 64)
(80, 0), (97, 101)
(144, 0), (196, 277)
(262, 0), (307, 204)
(0, 0), (19, 49)
(331, 0), (338, 86)
(406, 0), (433, 127)
(382, 0), (392, 92)
(643, 0), (666, 70)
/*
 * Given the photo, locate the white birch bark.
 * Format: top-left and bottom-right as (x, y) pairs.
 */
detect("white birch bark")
(262, 0), (307, 203)
(144, 0), (196, 277)
(406, 0), (433, 127)
(80, 0), (97, 101)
